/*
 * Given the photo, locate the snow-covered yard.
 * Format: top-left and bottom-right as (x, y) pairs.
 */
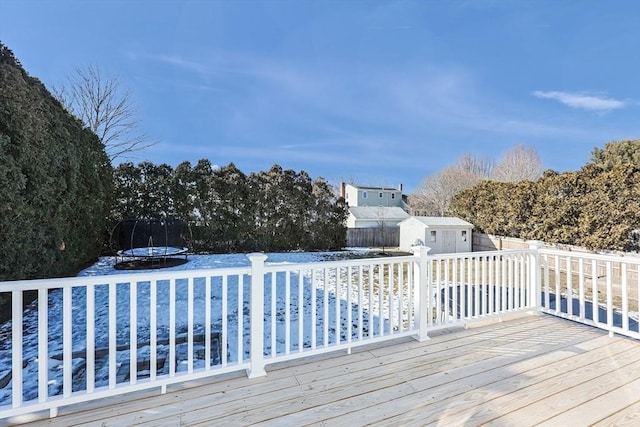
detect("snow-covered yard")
(0, 250), (396, 405)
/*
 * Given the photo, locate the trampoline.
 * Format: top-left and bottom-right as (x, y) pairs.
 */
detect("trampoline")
(110, 219), (192, 270)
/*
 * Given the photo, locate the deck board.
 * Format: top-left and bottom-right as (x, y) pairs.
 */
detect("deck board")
(329, 338), (631, 426)
(592, 401), (640, 427)
(3, 314), (639, 427)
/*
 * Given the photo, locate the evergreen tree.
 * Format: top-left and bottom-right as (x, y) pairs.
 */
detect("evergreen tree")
(111, 162), (142, 220)
(172, 161), (197, 223)
(0, 42), (112, 280)
(109, 159), (348, 253)
(590, 139), (640, 171)
(308, 178), (348, 250)
(449, 140), (640, 252)
(210, 163), (249, 252)
(577, 164), (640, 251)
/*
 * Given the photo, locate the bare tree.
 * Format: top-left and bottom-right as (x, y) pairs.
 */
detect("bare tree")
(491, 144), (543, 182)
(455, 152), (494, 178)
(375, 205), (388, 253)
(410, 146), (543, 217)
(410, 153), (488, 216)
(53, 65), (154, 161)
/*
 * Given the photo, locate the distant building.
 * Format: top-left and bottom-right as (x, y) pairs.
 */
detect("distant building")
(399, 216), (473, 254)
(340, 183), (405, 208)
(341, 183), (409, 248)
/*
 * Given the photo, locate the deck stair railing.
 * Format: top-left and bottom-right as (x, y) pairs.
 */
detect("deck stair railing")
(0, 242), (638, 420)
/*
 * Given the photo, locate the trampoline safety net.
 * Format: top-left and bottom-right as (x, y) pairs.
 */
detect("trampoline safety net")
(110, 219), (191, 269)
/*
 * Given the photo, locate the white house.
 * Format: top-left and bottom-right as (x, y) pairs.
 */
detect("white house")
(342, 183), (410, 248)
(399, 216), (473, 254)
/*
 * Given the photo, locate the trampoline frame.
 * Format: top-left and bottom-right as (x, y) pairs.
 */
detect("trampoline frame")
(110, 219), (191, 270)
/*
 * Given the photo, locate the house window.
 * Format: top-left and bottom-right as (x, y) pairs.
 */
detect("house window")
(379, 192), (383, 198)
(430, 231), (437, 242)
(462, 230), (467, 242)
(363, 191), (368, 199)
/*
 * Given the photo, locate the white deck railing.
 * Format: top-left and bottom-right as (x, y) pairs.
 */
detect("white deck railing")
(540, 248), (640, 339)
(0, 243), (637, 419)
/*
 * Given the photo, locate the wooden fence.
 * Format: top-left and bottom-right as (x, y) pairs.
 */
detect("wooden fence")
(346, 227), (399, 248)
(473, 233), (640, 282)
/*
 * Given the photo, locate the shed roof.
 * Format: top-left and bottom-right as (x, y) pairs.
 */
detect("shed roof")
(348, 206), (410, 221)
(400, 216), (474, 228)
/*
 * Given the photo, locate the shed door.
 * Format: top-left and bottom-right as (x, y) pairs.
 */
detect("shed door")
(442, 230), (456, 253)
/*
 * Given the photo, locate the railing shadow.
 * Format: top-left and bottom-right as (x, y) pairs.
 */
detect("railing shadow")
(544, 292), (640, 332)
(0, 268), (396, 406)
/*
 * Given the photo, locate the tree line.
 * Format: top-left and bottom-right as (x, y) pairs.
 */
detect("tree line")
(449, 140), (640, 252)
(0, 42), (346, 284)
(111, 161), (348, 253)
(49, 63), (348, 253)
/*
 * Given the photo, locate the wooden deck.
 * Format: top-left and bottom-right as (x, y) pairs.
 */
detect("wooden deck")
(4, 314), (640, 426)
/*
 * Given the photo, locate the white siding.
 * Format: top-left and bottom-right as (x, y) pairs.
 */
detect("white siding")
(442, 230), (457, 253)
(399, 217), (472, 254)
(399, 217), (428, 250)
(344, 184), (402, 207)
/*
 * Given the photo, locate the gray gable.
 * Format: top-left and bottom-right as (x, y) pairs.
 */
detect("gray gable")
(349, 206), (410, 221)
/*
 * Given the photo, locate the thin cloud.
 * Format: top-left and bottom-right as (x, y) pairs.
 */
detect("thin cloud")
(387, 70), (586, 139)
(130, 49), (605, 151)
(532, 90), (626, 111)
(125, 51), (207, 74)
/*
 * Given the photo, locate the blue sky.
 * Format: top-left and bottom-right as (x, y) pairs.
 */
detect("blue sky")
(1, 0), (638, 192)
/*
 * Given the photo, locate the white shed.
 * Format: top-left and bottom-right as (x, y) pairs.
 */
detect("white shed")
(399, 216), (473, 254)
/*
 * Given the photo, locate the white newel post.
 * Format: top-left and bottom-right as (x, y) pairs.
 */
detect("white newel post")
(413, 246), (431, 342)
(527, 240), (543, 313)
(247, 253), (268, 378)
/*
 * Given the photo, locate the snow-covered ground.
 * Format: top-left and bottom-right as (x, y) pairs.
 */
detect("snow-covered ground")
(0, 250), (390, 405)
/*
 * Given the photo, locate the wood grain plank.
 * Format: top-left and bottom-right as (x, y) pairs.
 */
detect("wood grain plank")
(591, 401), (640, 427)
(215, 320), (613, 425)
(179, 319), (575, 425)
(535, 380), (640, 427)
(458, 345), (640, 426)
(12, 316), (637, 427)
(290, 331), (635, 426)
(34, 375), (300, 427)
